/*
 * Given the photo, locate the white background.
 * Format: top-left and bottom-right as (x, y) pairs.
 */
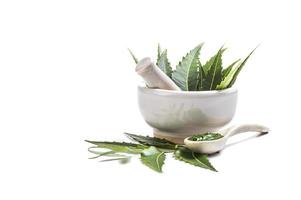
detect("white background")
(0, 0), (300, 199)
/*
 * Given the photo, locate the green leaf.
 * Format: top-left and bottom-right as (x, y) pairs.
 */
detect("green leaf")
(156, 44), (173, 78)
(157, 49), (173, 78)
(128, 48), (139, 64)
(203, 48), (226, 76)
(203, 47), (224, 90)
(87, 147), (132, 163)
(124, 133), (176, 150)
(197, 60), (205, 90)
(85, 140), (144, 154)
(221, 59), (241, 80)
(172, 44), (204, 91)
(217, 48), (256, 90)
(156, 43), (162, 66)
(87, 147), (129, 158)
(174, 148), (217, 172)
(217, 66), (237, 90)
(140, 146), (166, 173)
(99, 157), (131, 164)
(228, 47), (257, 87)
(88, 148), (115, 159)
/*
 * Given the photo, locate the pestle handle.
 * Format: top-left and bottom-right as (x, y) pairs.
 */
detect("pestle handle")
(135, 57), (181, 91)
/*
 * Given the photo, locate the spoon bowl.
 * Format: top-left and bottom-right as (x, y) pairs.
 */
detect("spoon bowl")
(184, 124), (270, 154)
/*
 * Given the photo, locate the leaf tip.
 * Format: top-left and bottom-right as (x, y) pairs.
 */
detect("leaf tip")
(128, 48), (139, 64)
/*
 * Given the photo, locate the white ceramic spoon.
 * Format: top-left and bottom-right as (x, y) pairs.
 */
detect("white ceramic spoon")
(184, 124), (270, 154)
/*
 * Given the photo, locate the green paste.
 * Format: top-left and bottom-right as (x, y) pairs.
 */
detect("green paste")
(188, 132), (224, 141)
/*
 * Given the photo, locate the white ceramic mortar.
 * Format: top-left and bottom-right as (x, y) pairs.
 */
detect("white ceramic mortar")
(137, 85), (238, 144)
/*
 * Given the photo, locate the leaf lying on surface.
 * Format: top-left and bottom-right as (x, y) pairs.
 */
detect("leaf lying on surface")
(88, 149), (116, 159)
(203, 47), (224, 90)
(157, 49), (173, 78)
(100, 157), (131, 164)
(88, 147), (129, 159)
(174, 148), (217, 172)
(85, 140), (144, 154)
(140, 146), (166, 173)
(124, 133), (176, 150)
(87, 135), (218, 173)
(172, 44), (204, 91)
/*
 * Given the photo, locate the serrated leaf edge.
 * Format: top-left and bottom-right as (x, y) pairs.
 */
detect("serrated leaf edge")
(172, 44), (204, 91)
(208, 48), (223, 90)
(173, 151), (217, 172)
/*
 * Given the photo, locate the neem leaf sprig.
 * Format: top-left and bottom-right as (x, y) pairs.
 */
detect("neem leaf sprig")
(129, 43), (256, 91)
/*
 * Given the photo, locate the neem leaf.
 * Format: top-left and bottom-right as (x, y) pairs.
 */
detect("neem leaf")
(217, 66), (238, 89)
(128, 48), (139, 64)
(217, 48), (256, 90)
(221, 59), (241, 80)
(172, 44), (204, 91)
(124, 133), (176, 150)
(203, 47), (223, 90)
(99, 157), (131, 164)
(88, 149), (115, 159)
(202, 48), (226, 76)
(197, 60), (205, 90)
(141, 146), (166, 173)
(157, 49), (173, 78)
(174, 148), (217, 172)
(87, 147), (129, 159)
(85, 140), (144, 154)
(156, 43), (162, 65)
(228, 47), (257, 87)
(217, 60), (241, 90)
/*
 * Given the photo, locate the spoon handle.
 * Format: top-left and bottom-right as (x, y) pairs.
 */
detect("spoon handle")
(224, 124), (270, 138)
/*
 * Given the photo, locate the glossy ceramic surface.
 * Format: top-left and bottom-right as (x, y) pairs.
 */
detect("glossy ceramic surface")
(137, 85), (238, 143)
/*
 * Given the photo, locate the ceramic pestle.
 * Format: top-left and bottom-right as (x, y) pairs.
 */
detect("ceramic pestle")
(135, 57), (181, 90)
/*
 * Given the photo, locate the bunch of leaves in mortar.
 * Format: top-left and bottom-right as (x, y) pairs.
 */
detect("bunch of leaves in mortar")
(85, 133), (217, 173)
(129, 43), (256, 91)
